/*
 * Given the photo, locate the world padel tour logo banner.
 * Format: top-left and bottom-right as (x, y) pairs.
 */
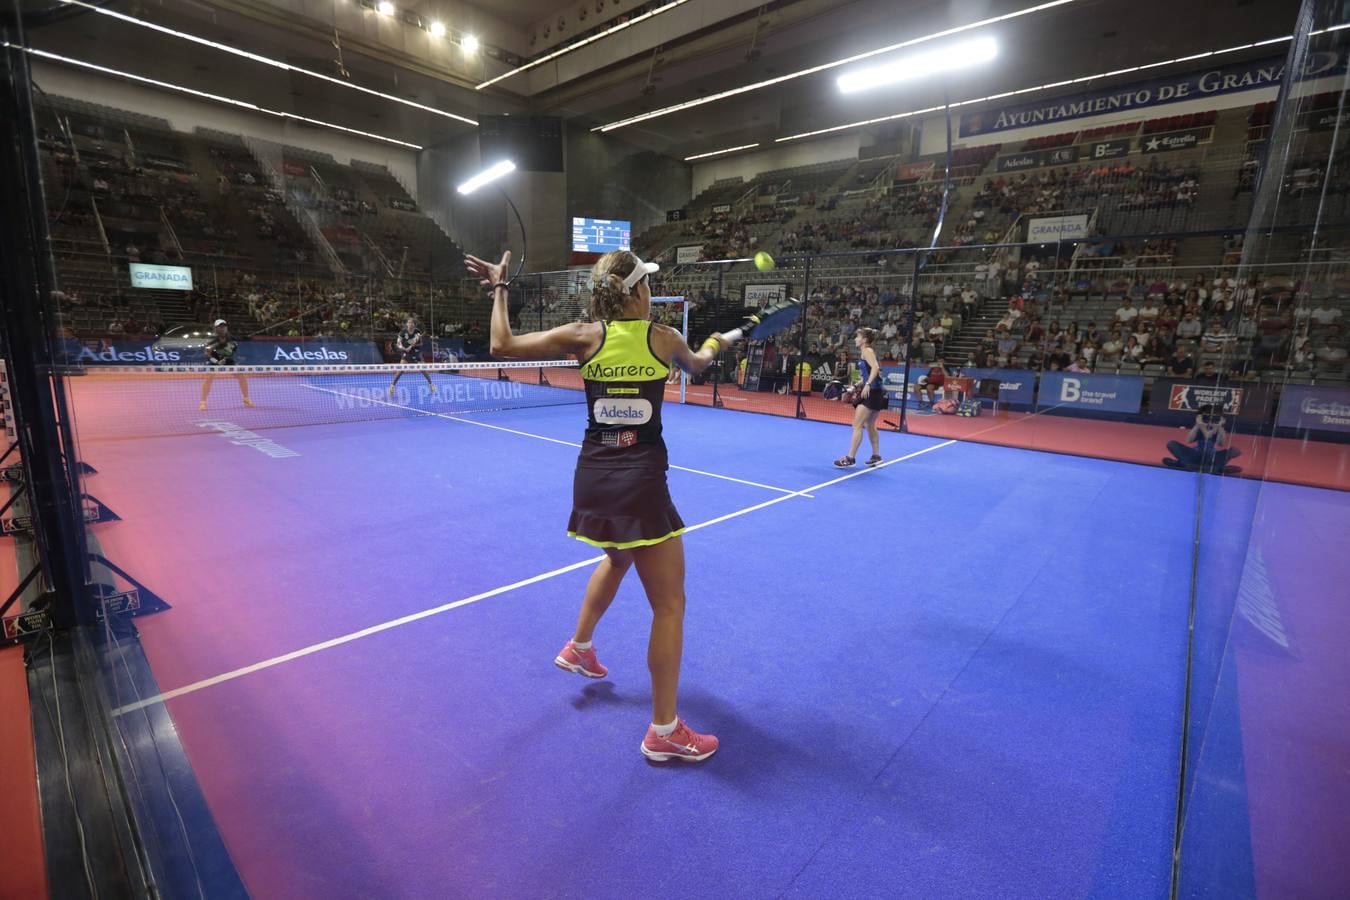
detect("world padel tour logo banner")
(959, 52), (1347, 137)
(1277, 385), (1350, 433)
(1168, 383), (1243, 415)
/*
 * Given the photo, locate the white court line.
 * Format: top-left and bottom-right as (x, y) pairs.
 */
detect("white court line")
(112, 437), (957, 715)
(303, 383), (811, 497)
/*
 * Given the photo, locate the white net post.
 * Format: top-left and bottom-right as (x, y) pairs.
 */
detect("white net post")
(652, 296), (687, 404)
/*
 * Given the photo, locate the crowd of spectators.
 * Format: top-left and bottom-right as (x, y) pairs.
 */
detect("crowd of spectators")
(972, 159), (1201, 221)
(960, 270), (1347, 379)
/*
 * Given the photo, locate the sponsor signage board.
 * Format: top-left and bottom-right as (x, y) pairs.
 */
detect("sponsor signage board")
(743, 283), (789, 309)
(1276, 385), (1350, 433)
(129, 263), (193, 291)
(1039, 372), (1145, 413)
(1027, 214), (1090, 242)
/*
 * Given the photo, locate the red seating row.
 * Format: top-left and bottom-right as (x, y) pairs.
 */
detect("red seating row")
(1141, 111), (1218, 134)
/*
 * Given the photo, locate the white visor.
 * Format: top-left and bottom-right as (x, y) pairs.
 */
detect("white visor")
(622, 257), (660, 291)
(213, 319), (228, 327)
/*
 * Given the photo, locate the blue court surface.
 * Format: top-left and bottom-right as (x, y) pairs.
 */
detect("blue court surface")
(79, 393), (1200, 899)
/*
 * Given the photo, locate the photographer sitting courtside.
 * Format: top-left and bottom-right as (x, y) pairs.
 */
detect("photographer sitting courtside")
(1163, 405), (1241, 473)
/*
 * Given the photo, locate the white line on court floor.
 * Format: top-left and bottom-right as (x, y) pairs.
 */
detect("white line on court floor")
(112, 438), (956, 715)
(304, 383), (812, 497)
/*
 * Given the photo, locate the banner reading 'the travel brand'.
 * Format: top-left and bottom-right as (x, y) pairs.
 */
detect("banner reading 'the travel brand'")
(1038, 372), (1145, 413)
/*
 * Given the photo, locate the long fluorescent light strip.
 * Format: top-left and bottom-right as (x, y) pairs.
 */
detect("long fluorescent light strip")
(683, 142), (760, 161)
(25, 47), (422, 149)
(774, 31), (1331, 144)
(55, 0), (476, 126)
(594, 0), (1079, 132)
(478, 0), (690, 90)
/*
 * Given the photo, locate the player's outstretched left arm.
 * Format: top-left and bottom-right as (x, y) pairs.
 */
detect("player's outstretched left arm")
(653, 324), (733, 376)
(465, 251), (594, 360)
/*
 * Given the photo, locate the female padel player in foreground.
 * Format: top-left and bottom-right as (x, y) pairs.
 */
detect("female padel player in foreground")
(465, 248), (734, 763)
(835, 326), (886, 468)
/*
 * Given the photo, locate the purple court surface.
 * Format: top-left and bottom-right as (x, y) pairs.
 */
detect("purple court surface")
(65, 374), (1343, 899)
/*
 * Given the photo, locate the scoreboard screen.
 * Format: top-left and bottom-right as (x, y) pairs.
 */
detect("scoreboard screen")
(572, 217), (631, 253)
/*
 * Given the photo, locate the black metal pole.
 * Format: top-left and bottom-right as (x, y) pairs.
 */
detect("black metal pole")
(712, 267), (724, 408)
(0, 39), (91, 628)
(897, 251), (922, 433)
(795, 255), (812, 418)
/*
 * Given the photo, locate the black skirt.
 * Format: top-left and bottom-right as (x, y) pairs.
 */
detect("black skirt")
(861, 388), (889, 411)
(568, 464), (685, 550)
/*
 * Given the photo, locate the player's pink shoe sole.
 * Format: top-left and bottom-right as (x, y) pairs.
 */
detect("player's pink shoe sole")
(554, 642), (607, 679)
(641, 719), (719, 763)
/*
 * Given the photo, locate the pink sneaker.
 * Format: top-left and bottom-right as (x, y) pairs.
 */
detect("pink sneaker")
(641, 719), (719, 763)
(554, 641), (607, 679)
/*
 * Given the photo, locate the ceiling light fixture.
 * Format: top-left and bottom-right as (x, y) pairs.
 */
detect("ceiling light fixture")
(456, 159), (517, 194)
(22, 47), (422, 150)
(377, 2), (396, 16)
(838, 36), (998, 94)
(683, 143), (760, 161)
(477, 0), (691, 90)
(52, 0), (476, 126)
(593, 0), (1079, 131)
(776, 32), (1314, 144)
(429, 21), (447, 38)
(462, 35), (480, 54)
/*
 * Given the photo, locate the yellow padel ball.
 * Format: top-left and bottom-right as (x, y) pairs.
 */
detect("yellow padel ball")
(754, 251), (776, 272)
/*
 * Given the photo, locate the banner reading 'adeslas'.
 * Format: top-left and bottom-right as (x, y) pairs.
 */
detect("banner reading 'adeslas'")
(66, 340), (384, 366)
(1038, 372), (1144, 413)
(1276, 385), (1350, 433)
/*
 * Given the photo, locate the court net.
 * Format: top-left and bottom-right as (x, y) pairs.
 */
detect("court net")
(62, 360), (587, 440)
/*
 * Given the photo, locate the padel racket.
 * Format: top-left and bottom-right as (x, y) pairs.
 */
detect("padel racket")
(722, 297), (803, 342)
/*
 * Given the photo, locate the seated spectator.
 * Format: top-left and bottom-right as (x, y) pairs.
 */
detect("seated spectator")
(1310, 299), (1343, 327)
(1287, 337), (1316, 372)
(1066, 356), (1092, 373)
(1200, 322), (1233, 355)
(1167, 347), (1195, 378)
(915, 357), (949, 407)
(1025, 349), (1046, 371)
(1101, 331), (1123, 358)
(1144, 333), (1171, 364)
(927, 320), (947, 349)
(1176, 311), (1203, 339)
(996, 332), (1020, 365)
(1121, 336), (1144, 363)
(1316, 338), (1348, 372)
(1138, 299), (1161, 321)
(1193, 360), (1221, 383)
(1163, 406), (1241, 473)
(1116, 300), (1140, 325)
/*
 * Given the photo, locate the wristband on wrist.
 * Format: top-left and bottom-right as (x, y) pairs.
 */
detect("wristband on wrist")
(700, 337), (721, 353)
(492, 282), (510, 291)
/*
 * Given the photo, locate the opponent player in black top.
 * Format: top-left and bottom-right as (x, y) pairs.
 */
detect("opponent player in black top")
(199, 319), (252, 411)
(388, 316), (435, 394)
(465, 247), (735, 763)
